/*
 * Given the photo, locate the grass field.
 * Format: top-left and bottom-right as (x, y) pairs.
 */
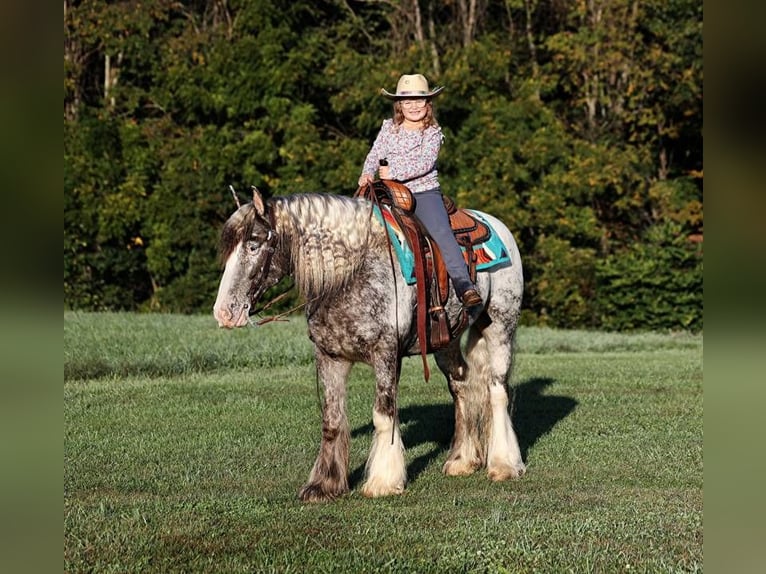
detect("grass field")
(65, 312), (703, 573)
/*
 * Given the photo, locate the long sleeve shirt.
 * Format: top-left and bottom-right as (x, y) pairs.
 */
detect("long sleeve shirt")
(360, 119), (443, 193)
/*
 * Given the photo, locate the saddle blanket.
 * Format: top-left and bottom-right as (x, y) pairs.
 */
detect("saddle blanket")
(373, 206), (512, 285)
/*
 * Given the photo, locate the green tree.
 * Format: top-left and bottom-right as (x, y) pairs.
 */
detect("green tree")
(64, 0), (702, 331)
(597, 222), (702, 331)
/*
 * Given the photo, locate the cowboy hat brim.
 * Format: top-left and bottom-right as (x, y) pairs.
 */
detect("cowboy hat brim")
(380, 86), (445, 99)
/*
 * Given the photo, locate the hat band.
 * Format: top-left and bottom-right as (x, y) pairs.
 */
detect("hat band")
(397, 90), (430, 96)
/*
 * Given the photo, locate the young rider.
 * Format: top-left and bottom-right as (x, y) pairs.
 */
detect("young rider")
(358, 73), (482, 308)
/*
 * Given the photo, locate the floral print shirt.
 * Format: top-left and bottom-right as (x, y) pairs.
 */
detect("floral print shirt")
(361, 119), (443, 193)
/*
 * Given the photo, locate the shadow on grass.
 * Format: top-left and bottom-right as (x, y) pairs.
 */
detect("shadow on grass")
(513, 377), (578, 461)
(349, 377), (576, 488)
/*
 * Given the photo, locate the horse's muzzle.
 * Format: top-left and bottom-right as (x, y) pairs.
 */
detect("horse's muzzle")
(213, 302), (250, 328)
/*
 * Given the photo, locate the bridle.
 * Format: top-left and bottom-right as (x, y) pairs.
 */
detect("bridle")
(244, 206), (279, 313)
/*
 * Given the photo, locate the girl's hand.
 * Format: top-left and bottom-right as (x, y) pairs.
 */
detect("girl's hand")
(358, 174), (373, 186)
(378, 165), (390, 179)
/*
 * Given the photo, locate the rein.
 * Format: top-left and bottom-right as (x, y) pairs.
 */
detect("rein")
(252, 291), (299, 325)
(243, 202), (317, 326)
(359, 183), (404, 442)
(357, 182), (431, 382)
(359, 182), (403, 352)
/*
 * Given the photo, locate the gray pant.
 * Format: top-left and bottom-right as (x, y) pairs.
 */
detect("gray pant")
(414, 189), (474, 295)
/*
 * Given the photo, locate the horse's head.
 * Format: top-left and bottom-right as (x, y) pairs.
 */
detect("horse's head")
(213, 190), (284, 328)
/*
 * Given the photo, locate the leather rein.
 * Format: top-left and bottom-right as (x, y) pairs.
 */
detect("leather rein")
(243, 205), (310, 326)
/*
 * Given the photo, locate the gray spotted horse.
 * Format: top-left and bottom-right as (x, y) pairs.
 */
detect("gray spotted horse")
(213, 189), (526, 502)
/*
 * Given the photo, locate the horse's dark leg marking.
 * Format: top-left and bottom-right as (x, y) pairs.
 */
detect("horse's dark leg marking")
(361, 354), (406, 497)
(299, 352), (351, 502)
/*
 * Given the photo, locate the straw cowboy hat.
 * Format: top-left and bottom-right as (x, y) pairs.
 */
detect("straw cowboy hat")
(381, 74), (445, 99)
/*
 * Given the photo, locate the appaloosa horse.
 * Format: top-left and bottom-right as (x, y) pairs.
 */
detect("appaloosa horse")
(213, 189), (525, 502)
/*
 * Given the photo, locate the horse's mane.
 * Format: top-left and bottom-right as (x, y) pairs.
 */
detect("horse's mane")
(220, 193), (386, 300)
(276, 194), (386, 299)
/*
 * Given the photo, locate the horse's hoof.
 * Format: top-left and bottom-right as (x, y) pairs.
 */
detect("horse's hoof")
(487, 461), (526, 481)
(360, 479), (405, 498)
(299, 483), (347, 503)
(443, 458), (479, 476)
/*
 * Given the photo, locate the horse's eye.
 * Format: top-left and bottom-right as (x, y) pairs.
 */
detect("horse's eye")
(247, 241), (259, 254)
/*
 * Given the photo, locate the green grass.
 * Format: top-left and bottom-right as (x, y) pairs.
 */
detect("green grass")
(65, 312), (703, 573)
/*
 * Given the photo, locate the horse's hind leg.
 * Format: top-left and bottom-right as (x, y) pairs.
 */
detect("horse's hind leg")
(299, 352), (351, 503)
(361, 356), (406, 498)
(465, 315), (525, 481)
(435, 342), (484, 476)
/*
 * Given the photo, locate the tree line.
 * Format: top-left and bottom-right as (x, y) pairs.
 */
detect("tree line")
(64, 0), (702, 331)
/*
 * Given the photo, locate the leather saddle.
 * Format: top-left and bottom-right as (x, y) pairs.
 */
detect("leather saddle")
(355, 180), (490, 379)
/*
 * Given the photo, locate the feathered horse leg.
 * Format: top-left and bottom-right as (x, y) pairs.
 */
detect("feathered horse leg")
(361, 355), (406, 497)
(436, 340), (485, 476)
(468, 315), (525, 481)
(299, 352), (351, 502)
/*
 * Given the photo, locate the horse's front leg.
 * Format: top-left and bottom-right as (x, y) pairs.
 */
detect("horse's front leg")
(299, 351), (351, 503)
(361, 355), (406, 497)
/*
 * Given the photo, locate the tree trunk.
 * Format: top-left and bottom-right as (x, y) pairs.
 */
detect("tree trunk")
(104, 52), (122, 109)
(427, 2), (441, 77)
(412, 0), (425, 43)
(457, 0), (480, 47)
(64, 0), (81, 121)
(523, 0), (540, 99)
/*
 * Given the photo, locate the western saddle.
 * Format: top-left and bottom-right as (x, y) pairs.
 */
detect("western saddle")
(355, 180), (491, 380)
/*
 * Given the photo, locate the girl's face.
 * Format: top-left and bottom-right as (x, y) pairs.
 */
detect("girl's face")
(399, 98), (429, 123)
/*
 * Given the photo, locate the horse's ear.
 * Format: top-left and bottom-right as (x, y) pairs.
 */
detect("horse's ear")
(252, 186), (266, 216)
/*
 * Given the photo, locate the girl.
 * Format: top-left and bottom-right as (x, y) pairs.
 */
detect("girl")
(358, 73), (482, 308)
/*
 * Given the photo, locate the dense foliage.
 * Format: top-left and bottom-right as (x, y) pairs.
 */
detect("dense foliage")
(64, 0), (702, 330)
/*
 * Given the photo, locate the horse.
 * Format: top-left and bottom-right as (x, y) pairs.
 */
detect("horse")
(213, 189), (526, 502)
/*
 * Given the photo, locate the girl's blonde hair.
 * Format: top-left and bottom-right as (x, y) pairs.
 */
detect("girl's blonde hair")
(392, 100), (438, 130)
